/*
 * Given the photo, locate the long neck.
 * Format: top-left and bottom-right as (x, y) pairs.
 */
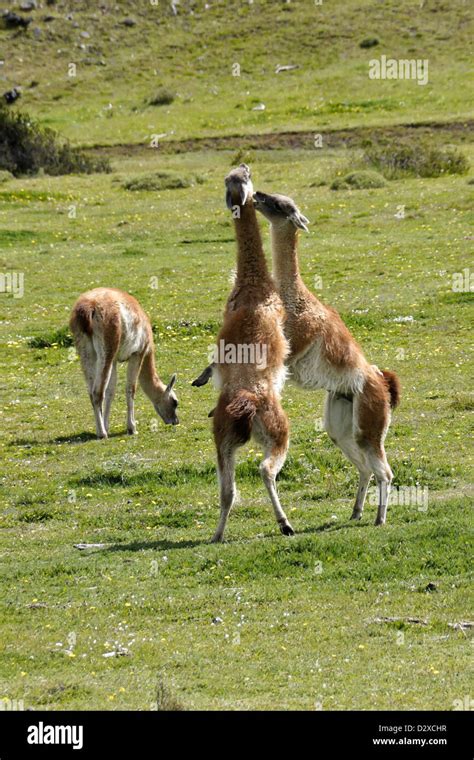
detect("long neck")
(139, 349), (165, 402)
(271, 224), (301, 292)
(234, 201), (270, 284)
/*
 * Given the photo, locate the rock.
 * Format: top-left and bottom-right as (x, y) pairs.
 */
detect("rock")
(448, 621), (473, 631)
(252, 103), (266, 111)
(102, 647), (130, 658)
(275, 64), (299, 73)
(1, 10), (31, 28)
(121, 18), (136, 27)
(32, 26), (41, 39)
(370, 616), (428, 626)
(19, 1), (37, 11)
(80, 31), (91, 38)
(425, 582), (437, 592)
(3, 87), (21, 104)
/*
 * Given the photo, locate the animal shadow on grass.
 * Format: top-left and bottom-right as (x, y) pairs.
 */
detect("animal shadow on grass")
(106, 520), (363, 554)
(52, 431), (127, 444)
(9, 431), (129, 447)
(105, 537), (208, 553)
(299, 518), (367, 535)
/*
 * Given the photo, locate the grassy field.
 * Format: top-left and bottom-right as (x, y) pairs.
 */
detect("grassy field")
(0, 0), (473, 711)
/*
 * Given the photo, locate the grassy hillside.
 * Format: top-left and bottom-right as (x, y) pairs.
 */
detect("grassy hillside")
(1, 0), (472, 146)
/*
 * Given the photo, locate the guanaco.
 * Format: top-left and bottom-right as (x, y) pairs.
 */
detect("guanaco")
(252, 190), (400, 525)
(206, 165), (294, 542)
(70, 288), (178, 439)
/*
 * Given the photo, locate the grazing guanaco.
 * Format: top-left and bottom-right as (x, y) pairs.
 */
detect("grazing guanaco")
(70, 288), (178, 439)
(207, 164), (294, 542)
(252, 190), (400, 525)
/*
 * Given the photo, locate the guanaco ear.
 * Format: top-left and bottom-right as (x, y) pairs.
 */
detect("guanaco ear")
(239, 185), (248, 205)
(166, 373), (177, 392)
(225, 188), (233, 210)
(289, 212), (310, 232)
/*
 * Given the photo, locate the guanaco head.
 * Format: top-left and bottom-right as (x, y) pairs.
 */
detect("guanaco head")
(253, 191), (310, 232)
(154, 373), (179, 425)
(225, 163), (254, 209)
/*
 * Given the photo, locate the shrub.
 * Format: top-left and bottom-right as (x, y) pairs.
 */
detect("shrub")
(0, 104), (110, 177)
(122, 171), (204, 191)
(148, 88), (176, 106)
(154, 675), (185, 711)
(28, 326), (72, 349)
(0, 170), (13, 183)
(331, 170), (386, 190)
(360, 37), (379, 48)
(230, 147), (254, 166)
(364, 139), (469, 179)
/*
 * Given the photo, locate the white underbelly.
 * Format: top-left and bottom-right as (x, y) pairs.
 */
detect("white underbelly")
(117, 304), (148, 361)
(289, 340), (365, 395)
(272, 364), (288, 397)
(212, 364), (287, 397)
(212, 366), (223, 391)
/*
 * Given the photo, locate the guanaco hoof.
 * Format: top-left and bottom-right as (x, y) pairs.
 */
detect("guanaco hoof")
(280, 523), (295, 537)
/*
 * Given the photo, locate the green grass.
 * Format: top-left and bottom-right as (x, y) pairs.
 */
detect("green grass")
(1, 0), (472, 147)
(0, 0), (473, 712)
(0, 145), (472, 710)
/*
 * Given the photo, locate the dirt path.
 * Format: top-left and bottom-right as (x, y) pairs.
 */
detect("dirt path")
(87, 119), (474, 157)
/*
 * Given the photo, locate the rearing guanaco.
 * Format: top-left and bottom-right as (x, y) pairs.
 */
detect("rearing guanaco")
(252, 190), (400, 525)
(208, 165), (294, 542)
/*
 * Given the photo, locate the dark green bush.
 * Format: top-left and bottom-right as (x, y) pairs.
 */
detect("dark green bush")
(331, 170), (386, 190)
(148, 88), (176, 106)
(122, 171), (204, 191)
(360, 37), (379, 48)
(0, 104), (110, 177)
(28, 326), (72, 349)
(364, 139), (469, 179)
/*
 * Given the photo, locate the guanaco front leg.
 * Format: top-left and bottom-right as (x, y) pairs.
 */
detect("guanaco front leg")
(126, 352), (145, 435)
